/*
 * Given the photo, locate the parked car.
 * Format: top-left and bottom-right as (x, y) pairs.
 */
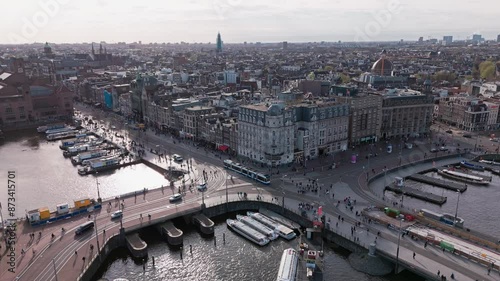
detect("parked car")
(439, 146), (448, 151)
(430, 148), (439, 153)
(169, 193), (182, 203)
(446, 130), (453, 134)
(463, 134), (472, 138)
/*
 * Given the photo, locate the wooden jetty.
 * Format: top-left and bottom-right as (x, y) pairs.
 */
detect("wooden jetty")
(406, 174), (467, 192)
(384, 185), (447, 205)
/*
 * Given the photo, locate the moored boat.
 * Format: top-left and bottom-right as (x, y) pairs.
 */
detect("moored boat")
(47, 130), (79, 141)
(37, 124), (65, 133)
(247, 212), (296, 240)
(460, 161), (485, 171)
(437, 169), (489, 185)
(71, 150), (108, 165)
(45, 126), (76, 135)
(78, 156), (121, 175)
(236, 215), (279, 240)
(226, 219), (270, 246)
(276, 248), (299, 281)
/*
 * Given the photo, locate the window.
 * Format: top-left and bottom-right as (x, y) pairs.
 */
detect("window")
(6, 107), (13, 114)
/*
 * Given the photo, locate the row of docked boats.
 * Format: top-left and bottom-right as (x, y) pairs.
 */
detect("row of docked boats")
(78, 155), (122, 175)
(226, 212), (296, 246)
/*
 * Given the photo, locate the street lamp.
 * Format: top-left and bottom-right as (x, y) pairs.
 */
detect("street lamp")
(454, 188), (461, 226)
(95, 173), (101, 203)
(395, 218), (404, 274)
(281, 175), (287, 212)
(93, 215), (101, 262)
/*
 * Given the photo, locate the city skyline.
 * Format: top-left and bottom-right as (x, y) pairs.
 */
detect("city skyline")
(2, 0), (499, 44)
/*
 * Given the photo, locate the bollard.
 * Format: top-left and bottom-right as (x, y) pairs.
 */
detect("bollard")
(223, 233), (225, 244)
(214, 237), (217, 247)
(143, 262), (145, 271)
(152, 256), (155, 267)
(180, 248), (183, 260)
(190, 245), (193, 255)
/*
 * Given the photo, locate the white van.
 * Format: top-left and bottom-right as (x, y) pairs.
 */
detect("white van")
(387, 144), (393, 153)
(172, 154), (183, 162)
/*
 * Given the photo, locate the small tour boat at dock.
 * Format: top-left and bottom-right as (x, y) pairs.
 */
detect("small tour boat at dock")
(71, 150), (108, 165)
(78, 156), (121, 175)
(460, 161), (485, 171)
(236, 215), (279, 240)
(276, 248), (299, 281)
(37, 124), (65, 133)
(247, 212), (296, 240)
(437, 169), (489, 185)
(226, 219), (270, 246)
(45, 126), (76, 135)
(47, 130), (79, 141)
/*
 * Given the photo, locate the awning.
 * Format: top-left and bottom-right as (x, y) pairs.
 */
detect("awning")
(218, 145), (229, 151)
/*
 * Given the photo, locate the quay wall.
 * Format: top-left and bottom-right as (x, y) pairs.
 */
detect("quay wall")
(79, 230), (126, 281)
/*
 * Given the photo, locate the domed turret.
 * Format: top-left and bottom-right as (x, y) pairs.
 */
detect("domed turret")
(371, 57), (393, 76)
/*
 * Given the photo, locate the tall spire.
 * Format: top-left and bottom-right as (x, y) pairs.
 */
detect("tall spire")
(216, 32), (222, 54)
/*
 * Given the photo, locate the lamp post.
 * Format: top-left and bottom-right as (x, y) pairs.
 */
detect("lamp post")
(52, 258), (58, 281)
(281, 175), (287, 212)
(225, 170), (229, 205)
(454, 188), (461, 226)
(95, 173), (101, 203)
(395, 218), (404, 274)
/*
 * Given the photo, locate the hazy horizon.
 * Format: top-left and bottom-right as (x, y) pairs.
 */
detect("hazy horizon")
(2, 0), (499, 44)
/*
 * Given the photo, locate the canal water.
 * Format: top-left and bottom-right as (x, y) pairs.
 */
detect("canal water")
(0, 130), (166, 216)
(94, 215), (423, 281)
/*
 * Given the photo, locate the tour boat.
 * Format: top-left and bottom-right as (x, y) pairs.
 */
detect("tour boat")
(276, 248), (299, 281)
(37, 124), (65, 133)
(460, 161), (485, 171)
(45, 126), (76, 135)
(78, 156), (121, 175)
(247, 212), (296, 240)
(236, 215), (279, 240)
(437, 169), (489, 185)
(47, 130), (79, 141)
(71, 150), (108, 165)
(226, 219), (270, 246)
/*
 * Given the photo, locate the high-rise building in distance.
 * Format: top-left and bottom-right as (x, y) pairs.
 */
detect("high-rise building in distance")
(216, 32), (223, 53)
(443, 36), (453, 44)
(282, 41), (288, 49)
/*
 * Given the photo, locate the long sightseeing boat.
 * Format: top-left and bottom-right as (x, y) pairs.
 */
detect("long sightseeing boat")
(78, 155), (121, 175)
(460, 161), (485, 171)
(226, 219), (270, 246)
(47, 130), (79, 141)
(37, 124), (65, 133)
(437, 169), (489, 185)
(276, 248), (299, 281)
(71, 150), (108, 165)
(247, 212), (296, 240)
(236, 215), (279, 240)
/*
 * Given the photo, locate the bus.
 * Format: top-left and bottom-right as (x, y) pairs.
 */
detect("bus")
(223, 160), (271, 185)
(75, 221), (95, 235)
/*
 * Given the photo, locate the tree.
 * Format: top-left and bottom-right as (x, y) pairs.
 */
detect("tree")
(479, 61), (496, 80)
(433, 71), (456, 82)
(339, 73), (351, 83)
(324, 66), (334, 72)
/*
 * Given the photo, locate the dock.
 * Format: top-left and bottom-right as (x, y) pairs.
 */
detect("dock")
(125, 233), (148, 259)
(384, 185), (447, 205)
(192, 213), (215, 235)
(158, 221), (183, 246)
(406, 173), (467, 192)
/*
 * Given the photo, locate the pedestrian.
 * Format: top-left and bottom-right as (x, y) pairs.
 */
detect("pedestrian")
(75, 250), (78, 255)
(413, 252), (416, 259)
(437, 270), (440, 276)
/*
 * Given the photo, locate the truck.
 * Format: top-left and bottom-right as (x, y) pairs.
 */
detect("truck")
(384, 207), (400, 218)
(440, 241), (455, 252)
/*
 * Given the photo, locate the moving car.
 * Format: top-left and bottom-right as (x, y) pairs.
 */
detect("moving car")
(463, 134), (472, 138)
(169, 193), (182, 202)
(197, 183), (207, 192)
(172, 154), (183, 162)
(446, 130), (453, 134)
(439, 146), (448, 151)
(111, 210), (123, 219)
(430, 148), (439, 153)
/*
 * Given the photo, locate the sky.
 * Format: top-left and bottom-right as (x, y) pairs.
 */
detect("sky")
(2, 0), (499, 44)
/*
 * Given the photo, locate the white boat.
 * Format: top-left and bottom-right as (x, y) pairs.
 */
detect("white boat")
(37, 124), (65, 133)
(78, 156), (121, 175)
(247, 212), (296, 240)
(47, 130), (79, 141)
(276, 248), (299, 281)
(226, 219), (270, 246)
(236, 215), (279, 240)
(45, 126), (75, 135)
(59, 136), (88, 150)
(438, 169), (489, 185)
(71, 150), (108, 165)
